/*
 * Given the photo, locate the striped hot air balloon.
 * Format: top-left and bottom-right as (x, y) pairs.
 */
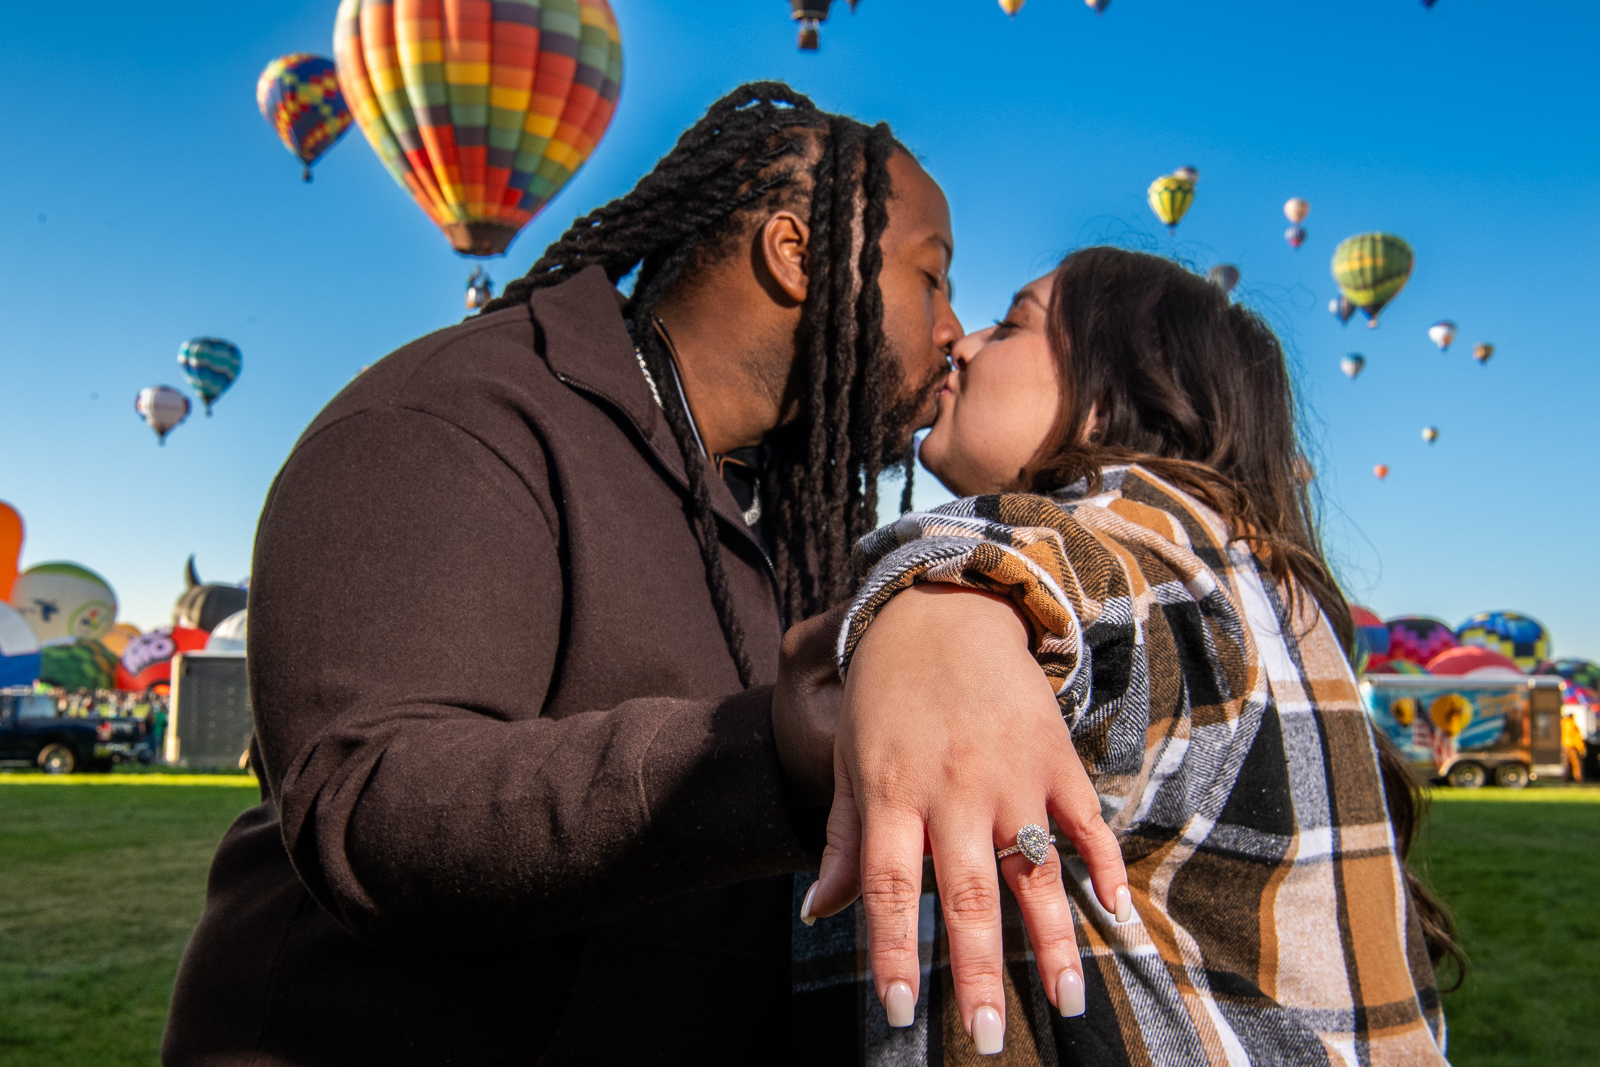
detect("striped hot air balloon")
(178, 338), (242, 416)
(256, 54), (354, 182)
(1147, 171), (1196, 232)
(1332, 232), (1413, 328)
(333, 0), (624, 259)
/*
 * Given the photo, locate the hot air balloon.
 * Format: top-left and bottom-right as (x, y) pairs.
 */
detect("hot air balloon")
(1332, 233), (1413, 327)
(1283, 197), (1309, 248)
(1422, 426), (1438, 444)
(333, 0), (623, 263)
(174, 557), (248, 633)
(39, 639), (118, 691)
(178, 338), (241, 416)
(1473, 343), (1494, 364)
(1340, 353), (1365, 379)
(1428, 320), (1456, 351)
(1086, 0), (1110, 12)
(1208, 264), (1239, 292)
(1457, 610), (1550, 672)
(0, 501), (21, 602)
(256, 54), (353, 182)
(466, 267), (494, 311)
(100, 622), (141, 659)
(1373, 464), (1389, 480)
(9, 563), (117, 644)
(0, 603), (41, 688)
(1330, 295), (1356, 325)
(136, 386), (190, 444)
(1148, 171), (1196, 232)
(1388, 616), (1459, 665)
(998, 0), (1025, 15)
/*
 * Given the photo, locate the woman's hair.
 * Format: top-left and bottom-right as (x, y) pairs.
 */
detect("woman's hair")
(1024, 246), (1463, 985)
(483, 82), (913, 682)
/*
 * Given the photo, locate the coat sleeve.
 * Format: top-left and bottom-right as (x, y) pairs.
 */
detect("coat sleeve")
(837, 493), (1264, 807)
(249, 407), (809, 949)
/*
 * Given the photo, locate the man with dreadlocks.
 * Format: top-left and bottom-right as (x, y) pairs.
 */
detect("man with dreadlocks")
(162, 83), (962, 1064)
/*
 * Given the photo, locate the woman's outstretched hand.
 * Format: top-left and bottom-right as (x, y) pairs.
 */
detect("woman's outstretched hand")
(801, 585), (1130, 1056)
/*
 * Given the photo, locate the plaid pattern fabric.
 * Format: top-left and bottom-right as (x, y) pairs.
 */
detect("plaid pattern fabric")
(801, 466), (1447, 1066)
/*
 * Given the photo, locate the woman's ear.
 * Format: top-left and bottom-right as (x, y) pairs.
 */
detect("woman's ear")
(758, 210), (811, 305)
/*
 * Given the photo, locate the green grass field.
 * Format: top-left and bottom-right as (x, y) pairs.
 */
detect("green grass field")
(0, 777), (1595, 1066)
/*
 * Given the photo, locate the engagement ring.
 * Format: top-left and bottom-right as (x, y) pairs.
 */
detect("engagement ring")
(996, 824), (1055, 866)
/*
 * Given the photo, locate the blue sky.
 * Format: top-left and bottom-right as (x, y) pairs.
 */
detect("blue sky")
(4, 0), (1598, 653)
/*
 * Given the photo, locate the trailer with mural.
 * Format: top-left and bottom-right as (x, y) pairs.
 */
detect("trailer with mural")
(1362, 673), (1564, 788)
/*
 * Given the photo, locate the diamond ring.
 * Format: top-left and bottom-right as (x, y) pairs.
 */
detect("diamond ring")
(995, 824), (1056, 866)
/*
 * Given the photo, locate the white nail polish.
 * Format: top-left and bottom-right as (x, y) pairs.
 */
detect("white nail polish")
(972, 1005), (1004, 1055)
(1115, 885), (1133, 924)
(883, 980), (915, 1028)
(1057, 969), (1085, 1017)
(800, 882), (819, 927)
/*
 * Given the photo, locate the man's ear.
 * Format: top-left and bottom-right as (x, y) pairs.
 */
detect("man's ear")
(758, 210), (810, 305)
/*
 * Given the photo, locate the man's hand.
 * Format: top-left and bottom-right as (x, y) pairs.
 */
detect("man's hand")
(771, 601), (851, 807)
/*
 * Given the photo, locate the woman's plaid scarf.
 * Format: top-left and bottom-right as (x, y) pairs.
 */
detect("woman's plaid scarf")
(793, 466), (1448, 1067)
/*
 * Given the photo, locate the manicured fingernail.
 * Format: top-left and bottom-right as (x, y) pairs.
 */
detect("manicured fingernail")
(1057, 969), (1085, 1017)
(800, 882), (819, 927)
(1114, 885), (1133, 924)
(972, 1005), (1004, 1055)
(883, 980), (915, 1028)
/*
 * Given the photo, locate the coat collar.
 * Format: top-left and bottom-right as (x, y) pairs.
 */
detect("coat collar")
(527, 266), (775, 568)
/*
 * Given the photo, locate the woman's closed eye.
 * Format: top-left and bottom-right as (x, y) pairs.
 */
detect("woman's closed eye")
(991, 317), (1021, 338)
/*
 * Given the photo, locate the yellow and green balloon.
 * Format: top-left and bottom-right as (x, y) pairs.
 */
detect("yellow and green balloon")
(1332, 233), (1412, 328)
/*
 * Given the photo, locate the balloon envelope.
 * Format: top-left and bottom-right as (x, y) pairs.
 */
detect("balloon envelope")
(1284, 225), (1306, 249)
(100, 622), (141, 659)
(9, 563), (117, 643)
(1545, 658), (1600, 690)
(1207, 264), (1239, 292)
(1330, 295), (1356, 325)
(1387, 616), (1458, 665)
(1373, 464), (1389, 480)
(0, 501), (20, 602)
(178, 339), (242, 415)
(206, 610), (248, 653)
(256, 54), (353, 179)
(1473, 343), (1494, 364)
(1429, 320), (1456, 351)
(136, 386), (190, 443)
(1340, 354), (1365, 379)
(1147, 173), (1195, 230)
(1427, 645), (1523, 679)
(1283, 197), (1310, 224)
(39, 639), (118, 691)
(999, 0), (1024, 12)
(334, 0), (624, 257)
(1456, 610), (1549, 672)
(0, 602), (41, 687)
(1332, 233), (1413, 326)
(1422, 426), (1438, 443)
(119, 626), (208, 692)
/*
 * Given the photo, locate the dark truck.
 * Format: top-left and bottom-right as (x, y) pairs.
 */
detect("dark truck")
(0, 687), (145, 773)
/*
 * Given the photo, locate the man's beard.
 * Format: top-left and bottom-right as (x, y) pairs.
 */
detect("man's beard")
(873, 349), (947, 468)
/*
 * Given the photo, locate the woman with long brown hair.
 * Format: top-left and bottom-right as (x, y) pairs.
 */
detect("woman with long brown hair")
(799, 247), (1459, 1063)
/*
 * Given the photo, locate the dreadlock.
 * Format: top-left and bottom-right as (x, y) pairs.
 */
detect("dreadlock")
(482, 82), (913, 687)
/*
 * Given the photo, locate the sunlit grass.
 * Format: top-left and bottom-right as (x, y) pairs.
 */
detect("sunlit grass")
(0, 780), (1593, 1064)
(1414, 785), (1600, 1066)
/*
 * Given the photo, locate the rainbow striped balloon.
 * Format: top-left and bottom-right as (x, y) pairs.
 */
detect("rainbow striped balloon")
(333, 0), (623, 258)
(256, 54), (354, 182)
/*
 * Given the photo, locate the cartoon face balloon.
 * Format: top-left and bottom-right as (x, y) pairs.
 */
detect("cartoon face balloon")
(9, 563), (117, 643)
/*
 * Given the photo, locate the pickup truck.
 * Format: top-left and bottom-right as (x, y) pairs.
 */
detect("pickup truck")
(0, 687), (145, 773)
